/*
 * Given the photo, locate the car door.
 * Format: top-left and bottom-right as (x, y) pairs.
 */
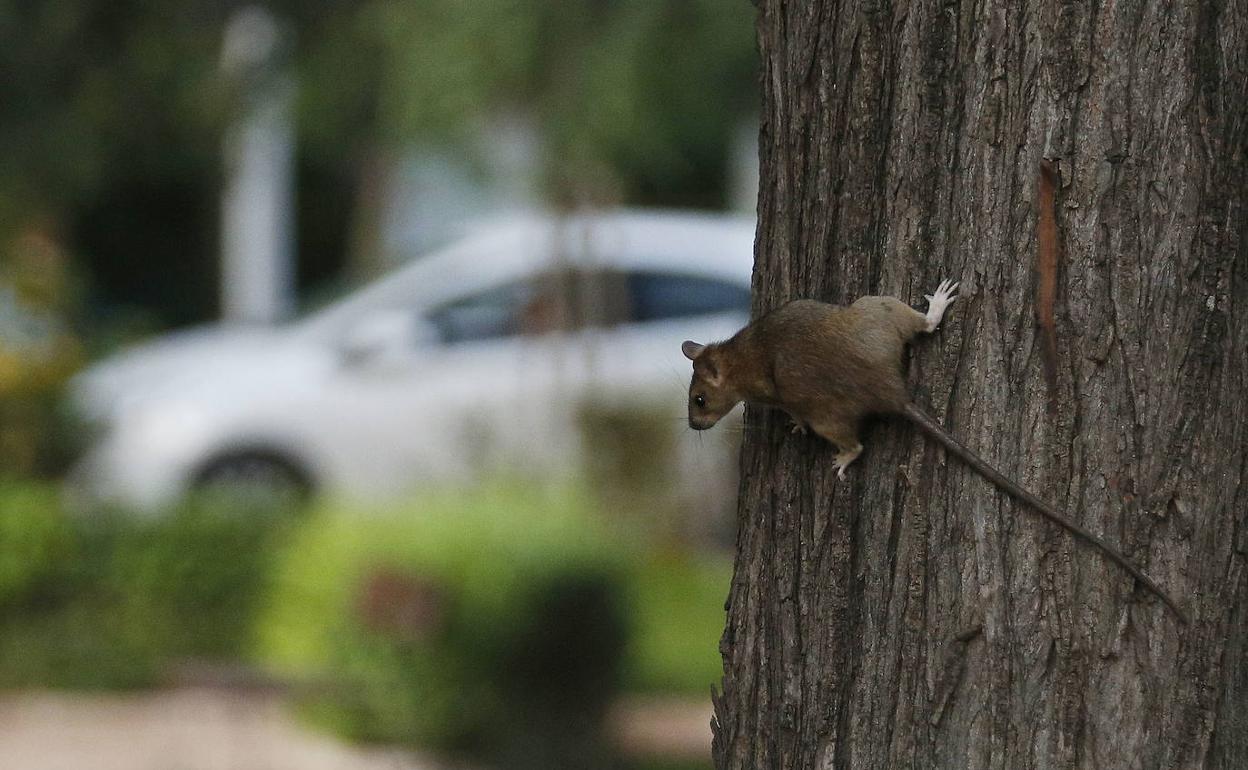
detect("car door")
(311, 231), (585, 498)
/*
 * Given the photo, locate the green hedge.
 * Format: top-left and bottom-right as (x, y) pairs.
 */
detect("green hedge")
(0, 479), (731, 764)
(625, 551), (730, 695)
(0, 481), (294, 688)
(254, 483), (633, 766)
(0, 482), (73, 609)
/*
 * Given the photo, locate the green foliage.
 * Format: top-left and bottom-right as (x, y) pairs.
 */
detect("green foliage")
(0, 231), (88, 478)
(531, 0), (758, 204)
(0, 0), (757, 335)
(0, 481), (149, 688)
(0, 1), (225, 222)
(0, 478), (732, 764)
(0, 484), (295, 689)
(361, 0), (758, 204)
(255, 483), (632, 763)
(626, 551), (730, 695)
(0, 0), (757, 211)
(0, 482), (73, 609)
(13, 1), (750, 200)
(104, 495), (296, 661)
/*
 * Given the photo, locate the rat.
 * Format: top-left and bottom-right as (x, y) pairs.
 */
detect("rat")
(682, 279), (1187, 624)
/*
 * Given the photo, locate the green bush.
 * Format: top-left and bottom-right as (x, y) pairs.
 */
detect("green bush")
(0, 484), (294, 689)
(0, 486), (151, 687)
(625, 551), (730, 696)
(0, 478), (732, 765)
(255, 483), (633, 766)
(0, 482), (73, 609)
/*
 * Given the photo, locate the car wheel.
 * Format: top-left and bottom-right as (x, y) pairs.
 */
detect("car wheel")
(193, 451), (313, 509)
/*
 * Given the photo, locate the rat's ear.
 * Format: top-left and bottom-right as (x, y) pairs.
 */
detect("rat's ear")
(681, 340), (705, 361)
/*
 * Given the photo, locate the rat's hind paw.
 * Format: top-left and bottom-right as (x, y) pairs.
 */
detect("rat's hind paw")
(832, 444), (863, 480)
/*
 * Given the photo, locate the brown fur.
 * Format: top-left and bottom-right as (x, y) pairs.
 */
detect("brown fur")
(682, 290), (1188, 623)
(686, 297), (926, 448)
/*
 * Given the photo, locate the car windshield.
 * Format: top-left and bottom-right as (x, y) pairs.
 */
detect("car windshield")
(294, 221), (547, 343)
(424, 268), (751, 346)
(294, 213), (754, 347)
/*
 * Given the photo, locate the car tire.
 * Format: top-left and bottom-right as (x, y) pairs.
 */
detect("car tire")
(192, 450), (313, 509)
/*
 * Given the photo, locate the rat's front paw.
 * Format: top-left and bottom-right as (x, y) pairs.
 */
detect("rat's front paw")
(924, 278), (960, 332)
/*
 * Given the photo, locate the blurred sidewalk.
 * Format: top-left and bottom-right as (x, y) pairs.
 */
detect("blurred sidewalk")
(0, 688), (713, 763)
(609, 695), (714, 762)
(0, 688), (443, 770)
(0, 689), (713, 769)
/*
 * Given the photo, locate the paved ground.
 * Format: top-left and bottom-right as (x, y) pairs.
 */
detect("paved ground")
(0, 689), (712, 770)
(0, 688), (444, 770)
(609, 695), (714, 762)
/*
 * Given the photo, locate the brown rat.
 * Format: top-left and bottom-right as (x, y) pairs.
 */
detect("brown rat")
(682, 280), (1187, 624)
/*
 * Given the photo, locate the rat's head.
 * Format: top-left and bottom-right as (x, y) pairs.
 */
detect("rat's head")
(682, 340), (738, 430)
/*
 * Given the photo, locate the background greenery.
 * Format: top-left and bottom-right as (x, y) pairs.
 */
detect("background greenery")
(0, 481), (295, 688)
(0, 5), (753, 766)
(0, 480), (730, 765)
(0, 0), (756, 328)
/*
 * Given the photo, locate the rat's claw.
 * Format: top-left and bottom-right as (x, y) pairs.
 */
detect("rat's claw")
(931, 278), (958, 300)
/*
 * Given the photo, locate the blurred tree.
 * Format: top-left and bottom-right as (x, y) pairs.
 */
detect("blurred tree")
(0, 1), (226, 326)
(0, 1), (227, 475)
(0, 0), (757, 325)
(0, 225), (84, 477)
(362, 0), (758, 208)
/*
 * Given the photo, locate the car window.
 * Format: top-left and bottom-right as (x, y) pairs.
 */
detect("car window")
(425, 273), (581, 345)
(425, 268), (749, 344)
(625, 271), (751, 322)
(425, 281), (536, 344)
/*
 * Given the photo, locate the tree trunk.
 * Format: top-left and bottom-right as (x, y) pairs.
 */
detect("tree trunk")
(712, 1), (1247, 768)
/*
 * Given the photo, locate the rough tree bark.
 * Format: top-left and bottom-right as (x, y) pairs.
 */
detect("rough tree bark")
(712, 1), (1246, 768)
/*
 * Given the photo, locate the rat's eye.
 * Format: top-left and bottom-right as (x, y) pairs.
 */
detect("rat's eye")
(693, 394), (707, 409)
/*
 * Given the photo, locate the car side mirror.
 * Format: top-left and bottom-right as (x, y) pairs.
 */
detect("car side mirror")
(338, 310), (437, 368)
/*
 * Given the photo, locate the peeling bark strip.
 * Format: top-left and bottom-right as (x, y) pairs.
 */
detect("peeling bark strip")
(1036, 159), (1060, 404)
(928, 624), (983, 728)
(714, 1), (1248, 769)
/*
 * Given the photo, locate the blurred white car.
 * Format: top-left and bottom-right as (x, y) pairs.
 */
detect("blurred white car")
(68, 209), (753, 511)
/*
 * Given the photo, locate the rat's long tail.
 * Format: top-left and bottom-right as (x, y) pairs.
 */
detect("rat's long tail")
(902, 403), (1187, 624)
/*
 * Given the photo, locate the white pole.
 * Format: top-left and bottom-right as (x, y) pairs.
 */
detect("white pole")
(219, 7), (295, 325)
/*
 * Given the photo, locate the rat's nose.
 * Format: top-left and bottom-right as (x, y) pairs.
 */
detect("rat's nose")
(688, 417), (709, 430)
